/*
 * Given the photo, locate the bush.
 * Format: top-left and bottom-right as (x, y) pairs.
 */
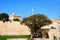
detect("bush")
(13, 18), (20, 21)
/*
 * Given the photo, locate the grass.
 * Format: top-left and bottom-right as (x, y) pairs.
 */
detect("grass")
(0, 35), (31, 40)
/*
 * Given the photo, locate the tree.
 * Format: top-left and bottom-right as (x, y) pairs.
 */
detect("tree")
(13, 18), (20, 21)
(0, 13), (9, 21)
(21, 14), (52, 38)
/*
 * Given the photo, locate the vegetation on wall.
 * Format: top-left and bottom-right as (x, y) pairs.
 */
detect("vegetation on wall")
(13, 18), (20, 21)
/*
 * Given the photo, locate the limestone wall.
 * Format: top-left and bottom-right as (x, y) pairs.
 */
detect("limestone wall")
(33, 38), (49, 40)
(7, 38), (28, 40)
(48, 29), (59, 40)
(0, 21), (31, 35)
(7, 38), (49, 40)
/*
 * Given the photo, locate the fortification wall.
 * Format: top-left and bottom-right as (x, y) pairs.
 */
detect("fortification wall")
(0, 21), (31, 35)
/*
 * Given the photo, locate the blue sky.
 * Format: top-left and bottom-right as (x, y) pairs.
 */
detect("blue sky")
(0, 0), (60, 19)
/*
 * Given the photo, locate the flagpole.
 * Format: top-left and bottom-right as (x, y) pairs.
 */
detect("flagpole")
(32, 8), (34, 15)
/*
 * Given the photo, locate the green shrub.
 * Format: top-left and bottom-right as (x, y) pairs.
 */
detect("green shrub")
(13, 18), (20, 21)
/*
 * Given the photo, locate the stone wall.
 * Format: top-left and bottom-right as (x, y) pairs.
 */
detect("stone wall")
(0, 21), (31, 35)
(48, 29), (59, 40)
(7, 38), (49, 40)
(7, 38), (28, 40)
(33, 38), (49, 40)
